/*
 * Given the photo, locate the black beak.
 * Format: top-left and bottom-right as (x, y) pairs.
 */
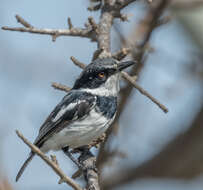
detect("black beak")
(117, 61), (136, 71)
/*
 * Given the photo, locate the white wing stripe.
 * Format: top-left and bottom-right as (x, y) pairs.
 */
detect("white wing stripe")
(52, 100), (86, 122)
(52, 103), (77, 122)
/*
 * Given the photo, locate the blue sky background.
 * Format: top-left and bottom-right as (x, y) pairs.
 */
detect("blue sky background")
(0, 1), (203, 190)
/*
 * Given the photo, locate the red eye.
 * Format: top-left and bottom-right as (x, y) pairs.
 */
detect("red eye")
(98, 72), (105, 78)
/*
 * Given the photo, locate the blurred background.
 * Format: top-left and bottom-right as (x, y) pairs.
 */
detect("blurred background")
(0, 0), (203, 190)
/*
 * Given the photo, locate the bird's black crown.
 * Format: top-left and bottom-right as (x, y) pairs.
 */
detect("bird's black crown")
(73, 58), (118, 89)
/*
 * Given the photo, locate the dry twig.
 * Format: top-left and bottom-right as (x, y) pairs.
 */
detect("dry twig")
(2, 15), (96, 42)
(67, 17), (73, 30)
(88, 17), (99, 34)
(121, 71), (168, 113)
(70, 56), (86, 69)
(15, 14), (33, 28)
(51, 82), (71, 93)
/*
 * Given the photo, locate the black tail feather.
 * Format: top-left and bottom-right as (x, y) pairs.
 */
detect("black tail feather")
(16, 153), (35, 182)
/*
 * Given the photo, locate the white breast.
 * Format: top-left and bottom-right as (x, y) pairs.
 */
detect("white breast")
(41, 109), (113, 152)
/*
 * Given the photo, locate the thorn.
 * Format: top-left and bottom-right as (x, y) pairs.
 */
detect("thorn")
(70, 56), (86, 69)
(50, 155), (58, 166)
(58, 178), (66, 184)
(15, 14), (33, 28)
(88, 16), (99, 34)
(67, 17), (73, 29)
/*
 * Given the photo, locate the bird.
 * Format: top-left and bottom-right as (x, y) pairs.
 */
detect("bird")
(16, 57), (136, 181)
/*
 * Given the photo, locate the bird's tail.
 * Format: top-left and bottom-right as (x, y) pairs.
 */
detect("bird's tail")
(16, 152), (35, 182)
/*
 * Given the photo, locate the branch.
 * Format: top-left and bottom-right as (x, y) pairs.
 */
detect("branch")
(121, 71), (168, 113)
(97, 0), (115, 57)
(97, 0), (170, 169)
(70, 56), (86, 69)
(112, 47), (131, 61)
(2, 15), (96, 42)
(15, 14), (33, 28)
(67, 17), (73, 30)
(88, 16), (99, 35)
(15, 130), (82, 190)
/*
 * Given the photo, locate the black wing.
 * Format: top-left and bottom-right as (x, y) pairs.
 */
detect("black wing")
(34, 90), (96, 147)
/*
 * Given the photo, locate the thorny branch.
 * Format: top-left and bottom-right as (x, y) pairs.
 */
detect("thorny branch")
(3, 0), (171, 190)
(2, 8), (168, 113)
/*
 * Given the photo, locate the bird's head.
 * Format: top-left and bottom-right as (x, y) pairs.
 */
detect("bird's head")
(73, 58), (136, 96)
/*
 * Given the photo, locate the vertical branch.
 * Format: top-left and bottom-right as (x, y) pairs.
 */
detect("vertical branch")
(97, 0), (115, 57)
(97, 0), (170, 169)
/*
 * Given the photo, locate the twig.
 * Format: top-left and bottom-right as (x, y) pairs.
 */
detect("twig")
(88, 17), (99, 34)
(15, 130), (82, 190)
(70, 56), (86, 69)
(51, 82), (71, 93)
(112, 47), (131, 61)
(121, 71), (168, 113)
(2, 15), (97, 42)
(15, 15), (33, 28)
(2, 26), (96, 42)
(67, 17), (73, 30)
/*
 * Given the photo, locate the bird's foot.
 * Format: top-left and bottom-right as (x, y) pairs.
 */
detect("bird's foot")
(62, 146), (98, 174)
(88, 133), (106, 149)
(78, 147), (98, 173)
(62, 146), (84, 169)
